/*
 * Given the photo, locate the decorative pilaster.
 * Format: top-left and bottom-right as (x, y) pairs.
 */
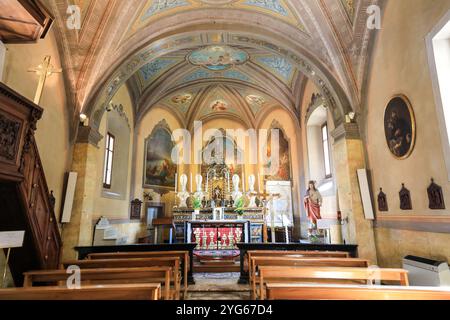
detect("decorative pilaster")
(62, 126), (102, 260)
(331, 123), (378, 264)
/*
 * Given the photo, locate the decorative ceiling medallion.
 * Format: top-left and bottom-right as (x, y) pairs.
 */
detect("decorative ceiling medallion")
(210, 99), (229, 111)
(188, 46), (249, 71)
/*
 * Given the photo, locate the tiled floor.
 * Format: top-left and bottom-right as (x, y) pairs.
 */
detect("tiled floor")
(186, 273), (251, 300)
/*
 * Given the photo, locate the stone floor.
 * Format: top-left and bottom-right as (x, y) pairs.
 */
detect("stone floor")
(185, 273), (251, 300)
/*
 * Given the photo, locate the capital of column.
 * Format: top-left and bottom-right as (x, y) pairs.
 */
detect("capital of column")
(76, 125), (103, 147)
(331, 122), (360, 141)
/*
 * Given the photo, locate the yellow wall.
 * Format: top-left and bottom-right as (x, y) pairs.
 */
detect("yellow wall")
(91, 85), (147, 242)
(365, 0), (450, 266)
(2, 29), (71, 219)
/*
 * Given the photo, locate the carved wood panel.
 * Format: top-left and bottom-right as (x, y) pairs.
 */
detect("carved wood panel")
(0, 112), (22, 162)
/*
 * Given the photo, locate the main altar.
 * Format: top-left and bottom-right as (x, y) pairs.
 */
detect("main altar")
(173, 208), (266, 249)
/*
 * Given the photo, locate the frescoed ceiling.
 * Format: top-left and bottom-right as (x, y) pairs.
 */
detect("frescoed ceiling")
(127, 0), (308, 39)
(125, 39), (301, 120)
(154, 83), (281, 126)
(48, 0), (380, 134)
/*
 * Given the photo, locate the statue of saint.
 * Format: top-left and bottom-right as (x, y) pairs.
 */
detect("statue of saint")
(231, 174), (243, 202)
(177, 174), (190, 208)
(304, 181), (322, 227)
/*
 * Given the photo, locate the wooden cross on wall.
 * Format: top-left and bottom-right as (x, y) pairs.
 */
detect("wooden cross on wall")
(27, 55), (62, 105)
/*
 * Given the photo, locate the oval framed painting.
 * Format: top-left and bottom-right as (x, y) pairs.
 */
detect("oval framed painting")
(384, 95), (416, 159)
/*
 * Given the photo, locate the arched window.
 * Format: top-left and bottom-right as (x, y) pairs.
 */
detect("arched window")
(427, 10), (450, 180)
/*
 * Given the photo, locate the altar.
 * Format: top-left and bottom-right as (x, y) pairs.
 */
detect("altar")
(173, 207), (265, 247)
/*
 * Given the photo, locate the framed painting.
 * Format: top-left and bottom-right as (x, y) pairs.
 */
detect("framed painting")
(263, 122), (292, 181)
(384, 95), (416, 159)
(143, 120), (177, 191)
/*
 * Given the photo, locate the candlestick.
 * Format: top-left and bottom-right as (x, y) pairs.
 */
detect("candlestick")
(175, 173), (178, 193)
(206, 172), (209, 197)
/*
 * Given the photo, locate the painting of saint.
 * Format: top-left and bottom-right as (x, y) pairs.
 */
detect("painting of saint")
(210, 100), (228, 112)
(264, 127), (291, 181)
(143, 121), (177, 190)
(384, 95), (416, 159)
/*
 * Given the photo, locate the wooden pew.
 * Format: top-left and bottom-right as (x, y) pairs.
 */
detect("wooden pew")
(258, 266), (409, 300)
(61, 257), (181, 299)
(250, 257), (369, 299)
(0, 284), (161, 300)
(86, 250), (189, 297)
(246, 250), (350, 273)
(265, 283), (450, 300)
(23, 267), (172, 300)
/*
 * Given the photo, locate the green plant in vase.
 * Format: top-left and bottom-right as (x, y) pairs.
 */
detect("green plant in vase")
(193, 197), (202, 210)
(234, 197), (245, 216)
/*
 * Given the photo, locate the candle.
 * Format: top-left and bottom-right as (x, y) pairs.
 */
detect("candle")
(190, 173), (193, 193)
(227, 172), (230, 193)
(206, 172), (209, 196)
(285, 225), (289, 243)
(258, 173), (261, 193)
(242, 172), (245, 192)
(175, 173), (178, 193)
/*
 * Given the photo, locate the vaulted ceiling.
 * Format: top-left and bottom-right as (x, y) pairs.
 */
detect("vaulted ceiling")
(46, 0), (382, 132)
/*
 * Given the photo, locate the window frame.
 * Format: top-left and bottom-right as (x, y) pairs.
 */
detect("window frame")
(103, 132), (115, 189)
(426, 9), (450, 181)
(321, 122), (332, 179)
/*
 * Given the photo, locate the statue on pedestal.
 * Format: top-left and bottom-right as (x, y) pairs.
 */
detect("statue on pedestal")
(177, 174), (190, 208)
(194, 174), (205, 201)
(247, 174), (257, 208)
(304, 180), (323, 228)
(231, 174), (243, 203)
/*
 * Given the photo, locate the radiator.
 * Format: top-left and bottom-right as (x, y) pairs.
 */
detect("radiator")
(403, 255), (450, 287)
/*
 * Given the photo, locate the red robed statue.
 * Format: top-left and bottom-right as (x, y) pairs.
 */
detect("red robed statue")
(304, 181), (323, 226)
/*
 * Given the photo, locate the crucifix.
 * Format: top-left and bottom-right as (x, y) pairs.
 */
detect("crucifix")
(27, 55), (62, 105)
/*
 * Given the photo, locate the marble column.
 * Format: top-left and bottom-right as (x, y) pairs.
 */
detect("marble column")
(62, 126), (103, 260)
(331, 123), (378, 264)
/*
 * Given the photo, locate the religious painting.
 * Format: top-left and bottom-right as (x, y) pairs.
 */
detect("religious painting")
(201, 133), (244, 198)
(210, 99), (228, 112)
(143, 120), (177, 190)
(384, 95), (416, 159)
(188, 45), (249, 71)
(264, 124), (292, 181)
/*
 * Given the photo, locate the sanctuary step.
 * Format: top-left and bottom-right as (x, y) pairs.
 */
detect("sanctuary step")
(193, 250), (241, 273)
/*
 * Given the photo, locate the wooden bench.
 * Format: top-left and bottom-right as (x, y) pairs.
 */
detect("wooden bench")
(265, 283), (450, 300)
(0, 284), (161, 300)
(61, 257), (181, 299)
(86, 250), (189, 297)
(23, 267), (172, 300)
(258, 266), (409, 300)
(246, 250), (350, 273)
(250, 257), (369, 299)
